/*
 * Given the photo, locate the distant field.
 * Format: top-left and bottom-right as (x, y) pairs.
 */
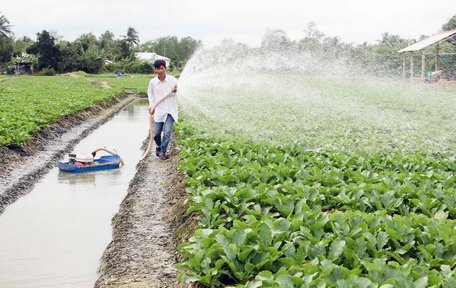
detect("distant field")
(0, 73), (151, 145)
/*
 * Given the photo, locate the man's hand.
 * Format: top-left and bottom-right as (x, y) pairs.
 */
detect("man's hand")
(149, 107), (155, 115)
(171, 85), (177, 93)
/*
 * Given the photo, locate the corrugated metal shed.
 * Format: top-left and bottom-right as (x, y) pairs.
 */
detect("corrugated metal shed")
(398, 29), (456, 52)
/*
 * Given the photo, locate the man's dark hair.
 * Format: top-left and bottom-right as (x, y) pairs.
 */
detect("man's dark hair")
(153, 60), (166, 69)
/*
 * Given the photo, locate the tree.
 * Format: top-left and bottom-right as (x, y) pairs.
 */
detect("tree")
(370, 33), (409, 77)
(138, 36), (201, 69)
(0, 13), (13, 64)
(13, 36), (34, 56)
(0, 36), (13, 63)
(0, 13), (12, 38)
(117, 27), (140, 60)
(261, 29), (291, 51)
(79, 44), (104, 73)
(322, 36), (343, 59)
(123, 27), (139, 50)
(27, 30), (61, 70)
(303, 21), (325, 41)
(118, 39), (133, 60)
(57, 40), (80, 72)
(178, 36), (202, 67)
(138, 40), (157, 53)
(298, 22), (325, 55)
(99, 30), (115, 49)
(156, 36), (179, 59)
(442, 15), (456, 31)
(98, 30), (122, 62)
(74, 33), (98, 52)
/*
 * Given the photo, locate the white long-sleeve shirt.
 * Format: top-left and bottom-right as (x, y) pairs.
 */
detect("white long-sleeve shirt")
(147, 74), (178, 122)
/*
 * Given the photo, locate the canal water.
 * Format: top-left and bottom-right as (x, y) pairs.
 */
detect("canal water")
(0, 99), (150, 288)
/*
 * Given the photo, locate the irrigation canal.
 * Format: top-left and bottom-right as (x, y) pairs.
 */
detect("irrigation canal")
(0, 99), (150, 287)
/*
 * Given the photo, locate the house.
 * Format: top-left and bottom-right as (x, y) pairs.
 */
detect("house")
(12, 53), (34, 75)
(14, 62), (33, 75)
(135, 52), (170, 67)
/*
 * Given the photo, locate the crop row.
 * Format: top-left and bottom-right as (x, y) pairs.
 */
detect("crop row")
(176, 127), (456, 287)
(180, 137), (455, 220)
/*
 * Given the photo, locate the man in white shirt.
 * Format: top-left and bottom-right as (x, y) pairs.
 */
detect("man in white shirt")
(147, 60), (178, 160)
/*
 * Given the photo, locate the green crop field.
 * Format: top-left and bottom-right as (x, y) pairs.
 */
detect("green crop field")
(0, 74), (150, 145)
(176, 74), (456, 287)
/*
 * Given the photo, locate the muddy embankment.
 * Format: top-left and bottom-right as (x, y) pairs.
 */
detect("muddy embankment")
(0, 92), (195, 288)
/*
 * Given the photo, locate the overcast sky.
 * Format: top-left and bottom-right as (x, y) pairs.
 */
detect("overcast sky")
(3, 0), (456, 47)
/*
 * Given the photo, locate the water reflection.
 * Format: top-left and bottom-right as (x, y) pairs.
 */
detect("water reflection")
(124, 98), (148, 119)
(57, 169), (122, 185)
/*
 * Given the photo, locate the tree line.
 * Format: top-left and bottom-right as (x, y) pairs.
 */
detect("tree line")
(0, 12), (455, 77)
(0, 14), (201, 75)
(257, 16), (456, 78)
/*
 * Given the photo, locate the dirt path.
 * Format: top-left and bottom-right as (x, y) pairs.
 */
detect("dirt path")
(95, 139), (190, 288)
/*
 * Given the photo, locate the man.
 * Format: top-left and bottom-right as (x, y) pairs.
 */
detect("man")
(147, 60), (178, 160)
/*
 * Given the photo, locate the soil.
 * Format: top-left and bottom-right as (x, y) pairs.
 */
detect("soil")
(0, 93), (195, 288)
(95, 138), (193, 288)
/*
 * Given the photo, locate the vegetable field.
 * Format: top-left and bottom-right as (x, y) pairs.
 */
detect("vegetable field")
(0, 74), (149, 145)
(176, 73), (456, 287)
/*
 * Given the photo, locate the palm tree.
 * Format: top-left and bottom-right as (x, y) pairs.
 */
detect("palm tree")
(123, 27), (139, 49)
(0, 13), (13, 38)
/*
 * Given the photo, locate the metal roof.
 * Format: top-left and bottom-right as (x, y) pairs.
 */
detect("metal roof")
(398, 29), (456, 52)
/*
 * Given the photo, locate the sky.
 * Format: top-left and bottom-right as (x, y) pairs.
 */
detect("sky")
(2, 0), (456, 47)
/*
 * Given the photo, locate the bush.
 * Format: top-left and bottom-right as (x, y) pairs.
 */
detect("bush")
(123, 61), (153, 74)
(103, 62), (120, 73)
(36, 67), (56, 76)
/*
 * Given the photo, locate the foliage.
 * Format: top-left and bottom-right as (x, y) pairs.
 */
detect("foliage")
(122, 60), (153, 74)
(0, 74), (149, 145)
(123, 27), (140, 50)
(78, 44), (105, 74)
(35, 67), (56, 76)
(0, 20), (201, 74)
(10, 53), (38, 66)
(370, 33), (410, 77)
(57, 40), (80, 72)
(261, 29), (291, 51)
(12, 36), (33, 56)
(26, 30), (61, 70)
(0, 12), (13, 64)
(176, 124), (456, 287)
(0, 34), (13, 63)
(138, 36), (202, 70)
(0, 13), (12, 38)
(442, 15), (456, 31)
